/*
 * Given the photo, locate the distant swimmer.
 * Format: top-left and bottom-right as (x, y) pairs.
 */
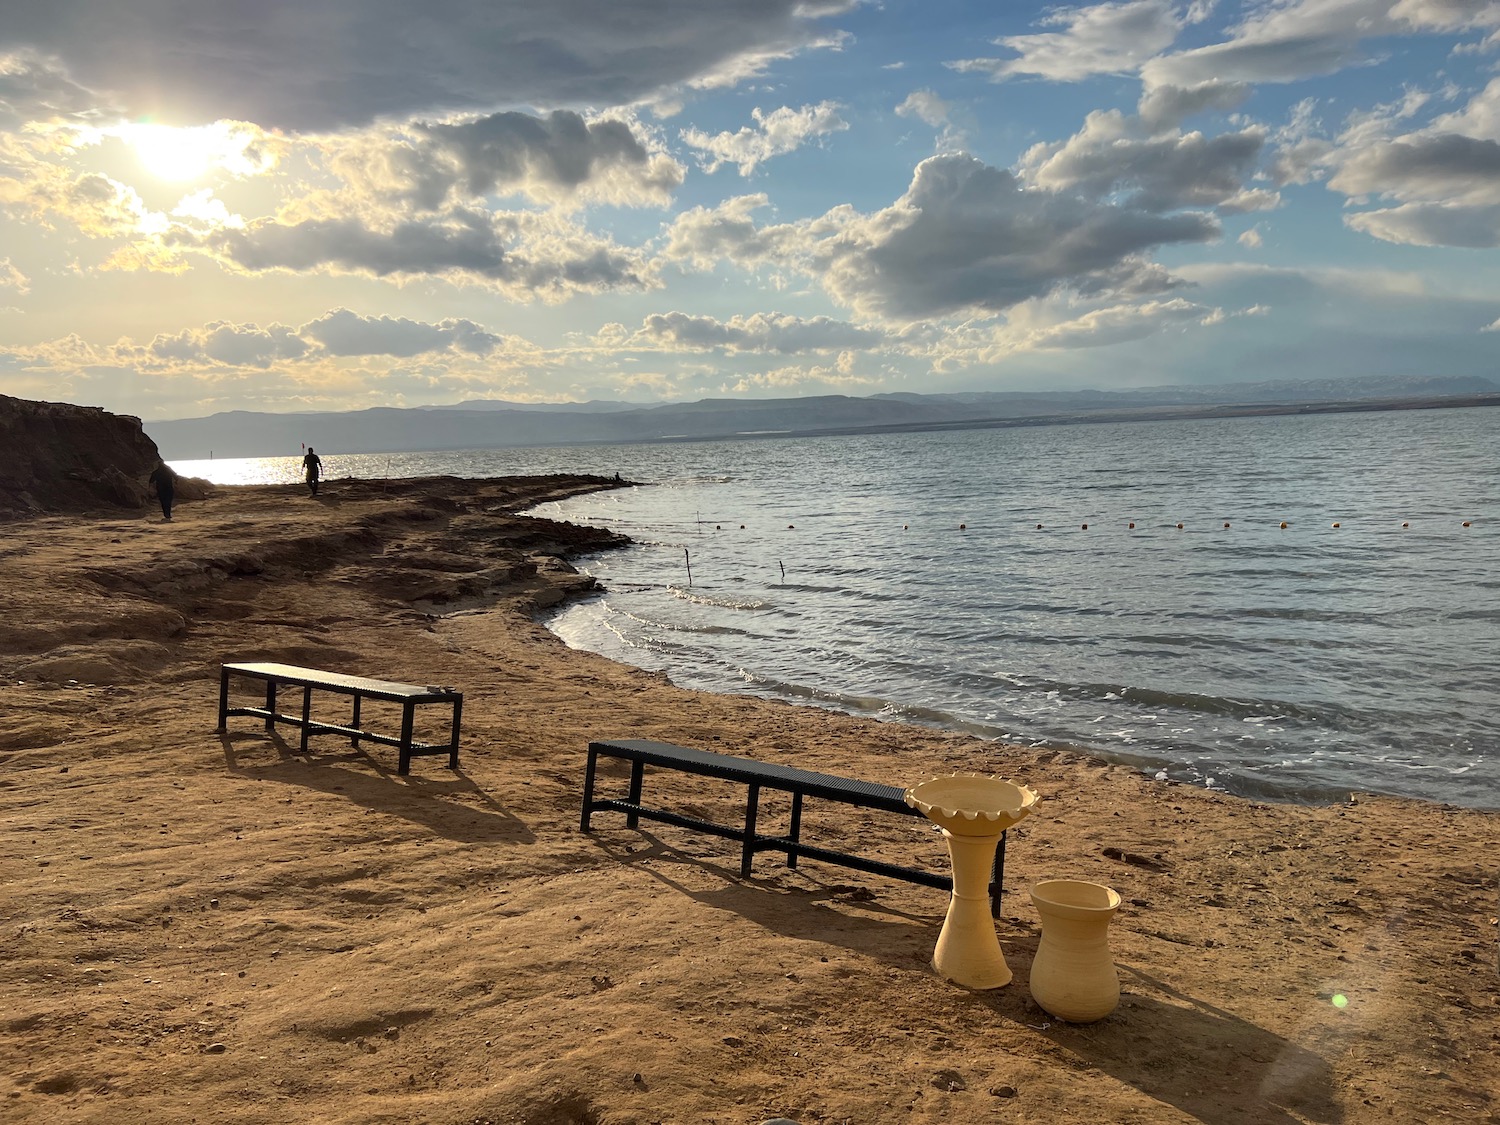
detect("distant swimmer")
(302, 447), (323, 497)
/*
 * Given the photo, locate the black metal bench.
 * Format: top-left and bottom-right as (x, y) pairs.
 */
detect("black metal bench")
(581, 738), (1007, 915)
(217, 662), (464, 775)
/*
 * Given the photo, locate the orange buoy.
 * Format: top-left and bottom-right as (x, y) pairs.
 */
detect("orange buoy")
(1332, 522), (1340, 528)
(1280, 522), (1288, 529)
(1176, 523), (1184, 530)
(1463, 520), (1472, 528)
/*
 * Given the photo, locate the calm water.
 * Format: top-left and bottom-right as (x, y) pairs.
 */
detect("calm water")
(175, 407), (1500, 808)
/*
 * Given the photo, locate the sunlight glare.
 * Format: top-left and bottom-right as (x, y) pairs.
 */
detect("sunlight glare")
(120, 121), (273, 182)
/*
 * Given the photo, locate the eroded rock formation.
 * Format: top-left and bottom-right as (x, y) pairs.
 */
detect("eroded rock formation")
(0, 394), (205, 518)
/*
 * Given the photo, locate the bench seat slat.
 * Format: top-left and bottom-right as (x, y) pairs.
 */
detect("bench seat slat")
(221, 661), (459, 702)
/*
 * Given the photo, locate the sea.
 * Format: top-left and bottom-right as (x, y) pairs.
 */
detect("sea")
(174, 405), (1499, 810)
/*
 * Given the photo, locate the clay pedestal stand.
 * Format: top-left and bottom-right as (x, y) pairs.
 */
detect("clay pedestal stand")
(905, 774), (1038, 989)
(1028, 879), (1122, 1022)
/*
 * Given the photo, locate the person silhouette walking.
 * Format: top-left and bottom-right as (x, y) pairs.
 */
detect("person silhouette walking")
(147, 459), (177, 521)
(302, 447), (323, 497)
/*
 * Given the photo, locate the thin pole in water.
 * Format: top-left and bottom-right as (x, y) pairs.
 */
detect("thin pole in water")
(779, 560), (785, 584)
(684, 548), (693, 587)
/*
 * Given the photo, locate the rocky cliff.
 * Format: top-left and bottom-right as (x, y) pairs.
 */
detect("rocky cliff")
(0, 394), (200, 519)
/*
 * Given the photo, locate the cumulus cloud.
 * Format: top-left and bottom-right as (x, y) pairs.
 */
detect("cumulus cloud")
(337, 110), (684, 211)
(301, 309), (504, 357)
(633, 310), (884, 353)
(1018, 109), (1273, 213)
(0, 2), (856, 132)
(1138, 80), (1253, 130)
(665, 154), (1220, 322)
(663, 193), (801, 269)
(1294, 74), (1500, 246)
(146, 321), (309, 368)
(680, 102), (848, 176)
(895, 89), (966, 152)
(950, 0), (1188, 83)
(183, 208), (656, 301)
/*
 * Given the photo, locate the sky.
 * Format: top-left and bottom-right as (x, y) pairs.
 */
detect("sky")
(3, 1), (1500, 422)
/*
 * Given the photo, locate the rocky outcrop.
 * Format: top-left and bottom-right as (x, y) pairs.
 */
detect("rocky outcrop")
(0, 393), (207, 519)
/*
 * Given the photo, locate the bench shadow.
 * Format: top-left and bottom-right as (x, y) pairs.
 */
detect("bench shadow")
(960, 956), (1342, 1125)
(590, 830), (939, 970)
(220, 731), (534, 844)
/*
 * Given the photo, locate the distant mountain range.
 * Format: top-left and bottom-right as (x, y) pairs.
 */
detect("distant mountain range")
(145, 375), (1500, 460)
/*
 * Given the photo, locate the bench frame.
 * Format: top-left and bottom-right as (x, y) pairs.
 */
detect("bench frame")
(217, 661), (463, 775)
(581, 738), (1005, 915)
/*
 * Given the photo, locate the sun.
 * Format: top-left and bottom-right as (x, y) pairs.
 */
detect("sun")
(118, 120), (272, 182)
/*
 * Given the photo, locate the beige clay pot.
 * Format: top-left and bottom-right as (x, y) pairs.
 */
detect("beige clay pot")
(905, 774), (1038, 990)
(1028, 879), (1122, 1022)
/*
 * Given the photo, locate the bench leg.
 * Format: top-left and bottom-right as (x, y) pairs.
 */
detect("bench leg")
(447, 696), (462, 769)
(991, 831), (1007, 918)
(398, 702), (415, 775)
(787, 791), (804, 870)
(264, 680), (277, 731)
(216, 667), (230, 732)
(741, 783), (761, 878)
(580, 746), (600, 832)
(299, 686), (313, 753)
(350, 694), (362, 748)
(626, 760), (644, 829)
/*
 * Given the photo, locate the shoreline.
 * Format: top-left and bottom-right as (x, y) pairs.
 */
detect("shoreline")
(2, 474), (1496, 1123)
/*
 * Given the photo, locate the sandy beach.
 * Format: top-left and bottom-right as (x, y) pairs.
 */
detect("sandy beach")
(1, 474), (1496, 1125)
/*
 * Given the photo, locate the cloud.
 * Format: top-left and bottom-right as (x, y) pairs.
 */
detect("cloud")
(337, 110), (684, 211)
(1018, 109), (1273, 213)
(895, 89), (966, 152)
(0, 2), (856, 132)
(663, 193), (802, 269)
(184, 209), (657, 301)
(895, 90), (952, 128)
(950, 0), (1187, 83)
(301, 309), (505, 357)
(680, 102), (848, 176)
(1143, 0), (1500, 90)
(0, 257), (28, 295)
(1345, 200), (1500, 246)
(666, 155), (1221, 322)
(633, 310), (884, 353)
(1138, 80), (1253, 130)
(146, 321), (309, 368)
(0, 50), (105, 130)
(1292, 75), (1500, 246)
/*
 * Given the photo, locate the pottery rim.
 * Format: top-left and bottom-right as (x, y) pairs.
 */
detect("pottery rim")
(904, 773), (1038, 835)
(1029, 878), (1121, 918)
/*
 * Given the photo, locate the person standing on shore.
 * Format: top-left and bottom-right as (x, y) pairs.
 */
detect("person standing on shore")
(302, 447), (323, 497)
(147, 459), (177, 521)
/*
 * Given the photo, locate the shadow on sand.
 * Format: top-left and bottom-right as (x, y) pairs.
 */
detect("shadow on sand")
(959, 956), (1342, 1125)
(590, 830), (939, 969)
(220, 730), (534, 844)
